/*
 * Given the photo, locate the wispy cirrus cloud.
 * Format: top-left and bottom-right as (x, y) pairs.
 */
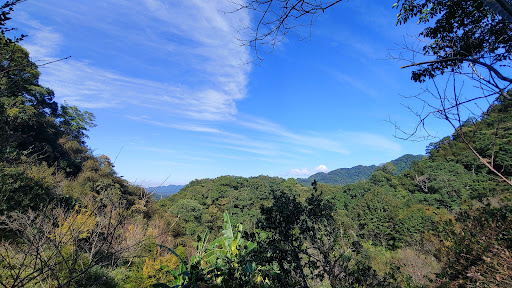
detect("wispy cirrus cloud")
(16, 0), (251, 121)
(236, 116), (350, 154)
(127, 116), (226, 134)
(18, 1), (398, 162)
(20, 22), (62, 58)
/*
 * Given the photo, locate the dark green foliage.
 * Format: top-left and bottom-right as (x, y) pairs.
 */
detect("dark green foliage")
(249, 186), (399, 288)
(0, 0), (26, 44)
(2, 1), (511, 285)
(0, 36), (96, 176)
(391, 154), (426, 174)
(410, 161), (475, 209)
(427, 94), (512, 189)
(253, 189), (309, 287)
(394, 0), (512, 83)
(158, 176), (290, 237)
(465, 96), (512, 178)
(297, 165), (377, 186)
(0, 163), (56, 214)
(157, 99), (512, 285)
(58, 103), (96, 145)
(0, 13), (165, 287)
(73, 267), (119, 288)
(353, 186), (404, 249)
(0, 36), (57, 115)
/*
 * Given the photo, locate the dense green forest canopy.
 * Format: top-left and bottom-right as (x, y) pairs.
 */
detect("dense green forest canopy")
(155, 99), (512, 286)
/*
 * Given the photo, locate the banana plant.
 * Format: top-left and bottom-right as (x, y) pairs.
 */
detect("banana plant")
(154, 211), (259, 288)
(197, 211), (256, 267)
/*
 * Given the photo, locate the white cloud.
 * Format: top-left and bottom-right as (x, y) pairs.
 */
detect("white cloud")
(13, 1), (404, 172)
(287, 164), (329, 177)
(18, 0), (251, 122)
(313, 164), (329, 173)
(127, 116), (226, 134)
(23, 31), (62, 60)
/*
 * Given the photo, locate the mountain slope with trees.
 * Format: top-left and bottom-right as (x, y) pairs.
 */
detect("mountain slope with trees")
(155, 95), (512, 287)
(297, 154), (425, 186)
(0, 5), (183, 286)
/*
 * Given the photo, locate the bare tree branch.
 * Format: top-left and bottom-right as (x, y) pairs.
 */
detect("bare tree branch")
(401, 57), (512, 85)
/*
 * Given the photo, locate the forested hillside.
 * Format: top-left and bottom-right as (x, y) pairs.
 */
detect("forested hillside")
(155, 95), (511, 287)
(0, 13), (184, 286)
(158, 176), (294, 235)
(296, 154), (425, 186)
(1, 0), (512, 287)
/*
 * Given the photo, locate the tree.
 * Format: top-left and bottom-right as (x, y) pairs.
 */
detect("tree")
(0, 18), (93, 175)
(0, 35), (59, 160)
(236, 0), (511, 77)
(389, 0), (511, 135)
(440, 204), (512, 287)
(58, 104), (96, 145)
(0, 37), (95, 175)
(393, 0), (512, 85)
(251, 185), (393, 287)
(0, 0), (26, 44)
(0, 0), (86, 171)
(233, 0), (346, 61)
(391, 0), (512, 186)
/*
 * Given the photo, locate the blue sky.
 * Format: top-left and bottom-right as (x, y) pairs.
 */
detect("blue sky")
(11, 0), (456, 186)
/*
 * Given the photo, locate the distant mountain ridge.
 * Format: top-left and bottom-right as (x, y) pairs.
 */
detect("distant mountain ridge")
(296, 154), (425, 186)
(147, 184), (186, 199)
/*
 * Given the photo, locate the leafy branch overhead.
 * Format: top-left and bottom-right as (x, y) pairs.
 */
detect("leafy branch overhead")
(394, 0), (512, 86)
(0, 0), (26, 44)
